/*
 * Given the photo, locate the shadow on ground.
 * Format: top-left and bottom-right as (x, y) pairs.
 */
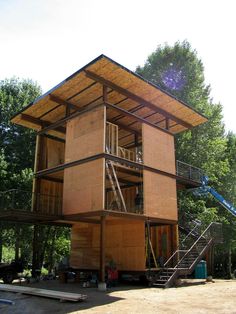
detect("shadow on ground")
(0, 280), (146, 314)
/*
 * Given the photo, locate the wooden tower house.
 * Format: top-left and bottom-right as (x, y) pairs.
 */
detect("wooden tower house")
(10, 55), (207, 282)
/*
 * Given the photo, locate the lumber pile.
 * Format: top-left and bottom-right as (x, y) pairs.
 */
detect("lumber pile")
(0, 284), (87, 302)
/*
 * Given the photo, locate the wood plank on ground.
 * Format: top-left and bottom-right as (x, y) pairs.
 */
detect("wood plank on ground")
(0, 284), (87, 302)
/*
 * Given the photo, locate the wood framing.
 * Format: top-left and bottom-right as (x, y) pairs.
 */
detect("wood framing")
(85, 70), (192, 129)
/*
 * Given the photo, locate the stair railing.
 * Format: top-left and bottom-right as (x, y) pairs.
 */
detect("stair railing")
(164, 219), (203, 268)
(174, 222), (222, 270)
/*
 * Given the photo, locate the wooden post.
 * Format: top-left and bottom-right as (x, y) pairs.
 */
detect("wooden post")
(146, 221), (151, 273)
(32, 135), (44, 211)
(103, 85), (108, 102)
(99, 216), (106, 282)
(166, 118), (170, 130)
(170, 224), (178, 266)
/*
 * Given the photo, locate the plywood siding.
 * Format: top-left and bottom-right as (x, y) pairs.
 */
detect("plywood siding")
(46, 138), (65, 168)
(106, 186), (136, 212)
(65, 106), (105, 163)
(151, 224), (179, 262)
(143, 171), (177, 220)
(37, 136), (65, 170)
(37, 179), (63, 215)
(63, 159), (105, 214)
(70, 219), (146, 271)
(142, 124), (175, 174)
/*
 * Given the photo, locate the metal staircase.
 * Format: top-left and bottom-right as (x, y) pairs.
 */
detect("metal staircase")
(151, 220), (223, 288)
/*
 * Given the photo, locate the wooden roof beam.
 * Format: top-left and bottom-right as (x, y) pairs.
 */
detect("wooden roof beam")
(37, 103), (103, 135)
(105, 102), (173, 135)
(85, 70), (192, 129)
(108, 119), (141, 136)
(20, 114), (66, 134)
(49, 94), (79, 111)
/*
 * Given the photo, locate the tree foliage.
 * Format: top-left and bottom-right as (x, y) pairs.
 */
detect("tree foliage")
(137, 40), (236, 276)
(0, 79), (70, 272)
(0, 78), (41, 190)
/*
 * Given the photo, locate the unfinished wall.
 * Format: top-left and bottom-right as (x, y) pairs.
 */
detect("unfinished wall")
(65, 106), (105, 163)
(37, 179), (63, 215)
(142, 124), (175, 174)
(151, 225), (178, 262)
(143, 171), (177, 220)
(63, 159), (105, 215)
(142, 124), (177, 220)
(36, 136), (65, 170)
(70, 219), (146, 271)
(106, 186), (136, 212)
(63, 106), (106, 215)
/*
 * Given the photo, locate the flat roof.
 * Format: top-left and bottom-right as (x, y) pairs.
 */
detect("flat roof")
(11, 54), (207, 139)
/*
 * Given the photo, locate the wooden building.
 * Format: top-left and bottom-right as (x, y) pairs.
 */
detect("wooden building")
(11, 55), (207, 281)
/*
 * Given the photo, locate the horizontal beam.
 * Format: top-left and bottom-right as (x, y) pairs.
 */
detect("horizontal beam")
(40, 176), (63, 183)
(108, 119), (141, 136)
(49, 94), (79, 111)
(85, 70), (192, 129)
(42, 134), (65, 143)
(37, 103), (103, 136)
(105, 102), (173, 136)
(21, 114), (66, 134)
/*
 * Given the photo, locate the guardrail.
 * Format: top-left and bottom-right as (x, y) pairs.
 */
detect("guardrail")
(176, 160), (203, 183)
(0, 189), (62, 216)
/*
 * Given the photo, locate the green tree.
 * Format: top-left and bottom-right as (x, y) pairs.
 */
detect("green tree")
(136, 41), (236, 276)
(0, 78), (41, 263)
(0, 78), (41, 189)
(136, 40), (228, 186)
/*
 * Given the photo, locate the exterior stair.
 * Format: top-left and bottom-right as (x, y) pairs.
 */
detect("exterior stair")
(151, 221), (223, 288)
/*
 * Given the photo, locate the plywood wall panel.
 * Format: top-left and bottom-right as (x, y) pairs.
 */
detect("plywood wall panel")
(38, 179), (63, 214)
(144, 171), (177, 221)
(65, 106), (105, 163)
(142, 124), (176, 174)
(70, 219), (146, 271)
(63, 159), (104, 214)
(46, 138), (65, 168)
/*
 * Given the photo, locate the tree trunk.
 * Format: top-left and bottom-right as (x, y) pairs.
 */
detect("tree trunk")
(32, 225), (40, 278)
(48, 227), (57, 273)
(0, 223), (2, 262)
(39, 226), (51, 268)
(32, 225), (52, 277)
(14, 225), (20, 261)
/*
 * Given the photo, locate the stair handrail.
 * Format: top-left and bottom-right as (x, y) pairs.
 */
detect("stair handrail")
(174, 222), (218, 269)
(164, 220), (203, 268)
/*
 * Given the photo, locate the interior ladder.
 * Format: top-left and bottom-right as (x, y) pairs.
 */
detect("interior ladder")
(106, 160), (127, 212)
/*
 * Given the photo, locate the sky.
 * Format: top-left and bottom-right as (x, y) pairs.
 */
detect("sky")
(0, 0), (236, 133)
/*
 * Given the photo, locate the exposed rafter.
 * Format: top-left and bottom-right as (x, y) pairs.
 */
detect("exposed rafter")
(85, 70), (192, 129)
(105, 102), (173, 135)
(37, 103), (103, 135)
(49, 94), (79, 111)
(108, 119), (141, 136)
(20, 114), (66, 134)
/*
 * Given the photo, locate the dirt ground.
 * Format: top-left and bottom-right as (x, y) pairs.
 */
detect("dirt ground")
(0, 279), (236, 314)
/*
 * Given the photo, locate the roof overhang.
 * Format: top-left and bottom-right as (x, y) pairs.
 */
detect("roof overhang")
(11, 54), (207, 140)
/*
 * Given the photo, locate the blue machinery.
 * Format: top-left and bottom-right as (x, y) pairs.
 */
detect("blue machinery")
(193, 176), (236, 217)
